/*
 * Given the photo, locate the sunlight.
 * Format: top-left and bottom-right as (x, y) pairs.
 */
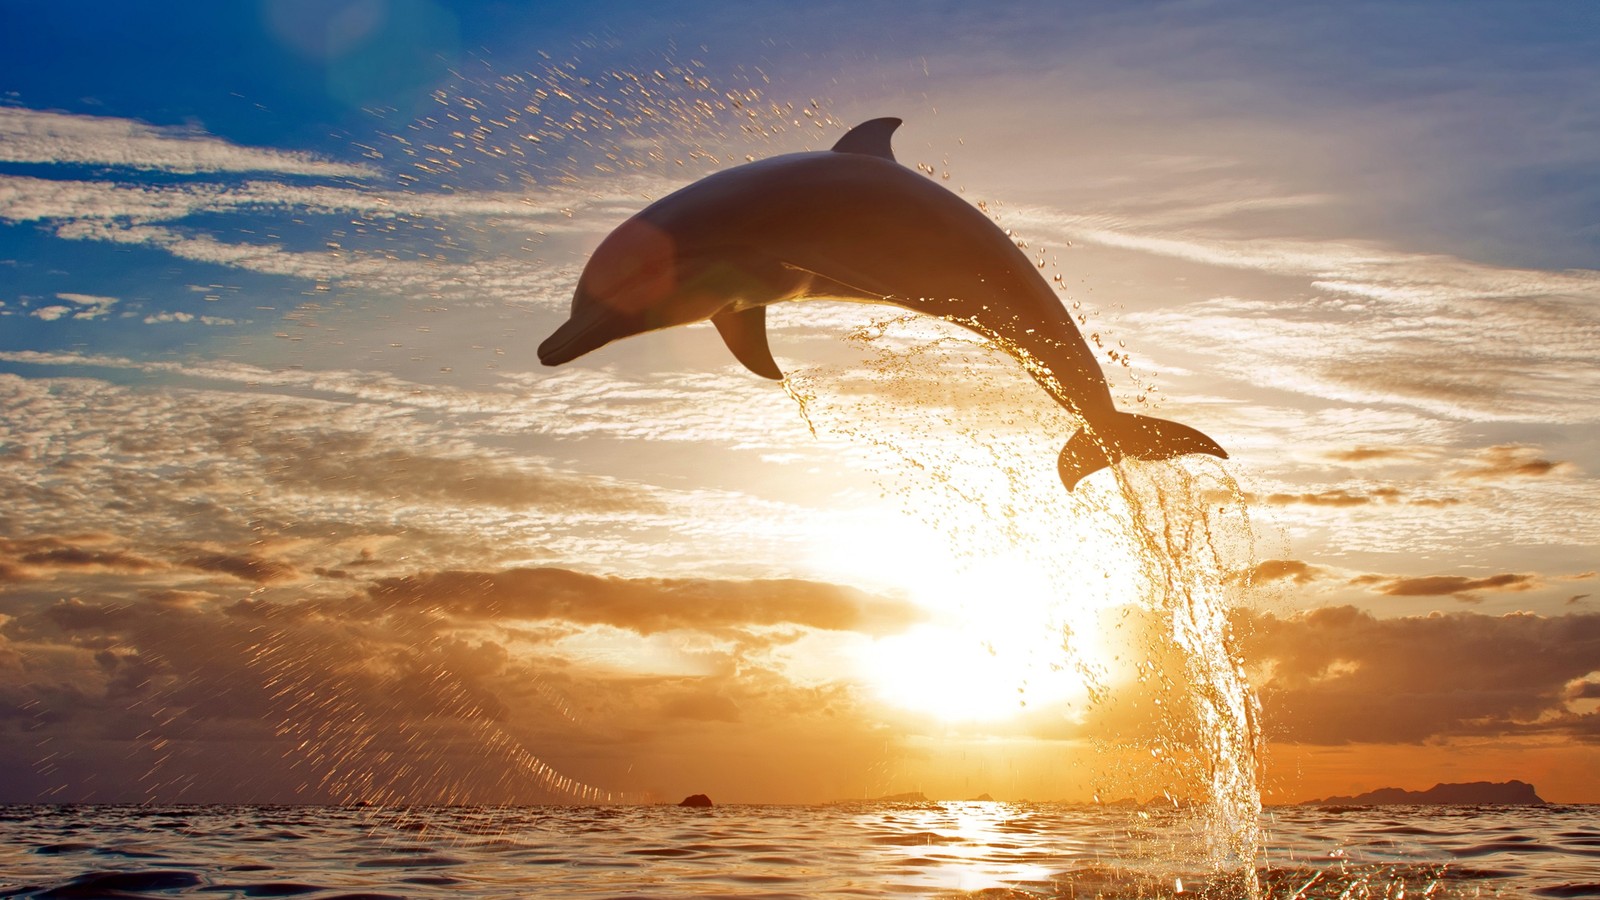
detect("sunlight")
(864, 623), (1062, 723)
(857, 801), (1057, 893)
(815, 507), (1134, 724)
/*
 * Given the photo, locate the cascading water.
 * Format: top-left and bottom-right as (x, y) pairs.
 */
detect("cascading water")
(1116, 466), (1265, 884)
(786, 311), (1267, 891)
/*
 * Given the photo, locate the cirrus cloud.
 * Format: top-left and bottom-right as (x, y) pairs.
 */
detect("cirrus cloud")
(0, 107), (376, 177)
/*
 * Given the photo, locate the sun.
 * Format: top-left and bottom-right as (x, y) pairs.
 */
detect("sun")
(863, 627), (1069, 724)
(813, 508), (1135, 724)
(859, 552), (1110, 723)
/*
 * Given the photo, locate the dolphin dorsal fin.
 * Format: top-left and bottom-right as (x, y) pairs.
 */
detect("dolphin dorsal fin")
(831, 117), (901, 160)
(712, 305), (784, 380)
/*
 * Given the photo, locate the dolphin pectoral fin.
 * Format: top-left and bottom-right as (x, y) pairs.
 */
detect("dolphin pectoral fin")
(1057, 413), (1228, 491)
(831, 117), (901, 161)
(712, 305), (784, 380)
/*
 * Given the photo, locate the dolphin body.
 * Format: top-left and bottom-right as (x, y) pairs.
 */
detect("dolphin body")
(538, 117), (1226, 490)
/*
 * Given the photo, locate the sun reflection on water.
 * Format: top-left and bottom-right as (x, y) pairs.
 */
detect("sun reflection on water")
(858, 800), (1064, 894)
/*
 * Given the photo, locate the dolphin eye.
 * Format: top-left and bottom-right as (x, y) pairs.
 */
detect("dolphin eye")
(584, 218), (676, 312)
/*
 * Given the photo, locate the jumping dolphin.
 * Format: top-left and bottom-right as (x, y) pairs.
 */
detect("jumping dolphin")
(538, 117), (1226, 490)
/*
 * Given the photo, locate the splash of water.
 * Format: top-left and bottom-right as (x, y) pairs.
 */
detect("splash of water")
(1114, 465), (1264, 876)
(245, 613), (617, 807)
(789, 311), (1265, 883)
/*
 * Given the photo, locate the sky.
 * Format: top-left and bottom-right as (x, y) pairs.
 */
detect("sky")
(1, 0), (1597, 805)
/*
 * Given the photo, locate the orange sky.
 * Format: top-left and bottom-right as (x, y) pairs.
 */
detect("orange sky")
(2, 2), (1598, 807)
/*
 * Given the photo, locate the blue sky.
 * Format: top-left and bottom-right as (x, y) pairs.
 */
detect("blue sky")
(8, 1), (1598, 257)
(1, 0), (1597, 804)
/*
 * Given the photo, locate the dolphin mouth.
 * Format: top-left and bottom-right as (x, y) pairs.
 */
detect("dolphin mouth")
(538, 309), (617, 367)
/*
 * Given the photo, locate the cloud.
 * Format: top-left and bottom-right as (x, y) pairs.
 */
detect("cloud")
(23, 546), (162, 573)
(29, 305), (70, 322)
(0, 164), (641, 313)
(0, 590), (574, 802)
(0, 107), (376, 177)
(660, 689), (743, 723)
(1249, 559), (1326, 586)
(1350, 572), (1540, 600)
(45, 292), (119, 320)
(1061, 212), (1600, 425)
(142, 311), (236, 325)
(0, 555), (902, 804)
(183, 551), (299, 584)
(1567, 679), (1600, 701)
(1239, 606), (1600, 745)
(220, 425), (659, 516)
(0, 171), (618, 231)
(361, 567), (922, 636)
(1239, 486), (1457, 508)
(1450, 444), (1573, 481)
(0, 370), (667, 552)
(40, 597), (140, 632)
(0, 351), (526, 414)
(1262, 488), (1391, 507)
(0, 363), (851, 601)
(1323, 446), (1429, 464)
(0, 535), (165, 581)
(31, 213), (581, 312)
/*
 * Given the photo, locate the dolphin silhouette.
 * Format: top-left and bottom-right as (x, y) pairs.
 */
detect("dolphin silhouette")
(538, 117), (1226, 490)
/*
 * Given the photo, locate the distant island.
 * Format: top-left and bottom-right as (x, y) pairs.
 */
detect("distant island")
(1304, 780), (1546, 806)
(874, 791), (930, 803)
(822, 791), (1011, 805)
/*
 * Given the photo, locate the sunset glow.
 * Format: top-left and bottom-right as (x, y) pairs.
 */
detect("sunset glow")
(1, 0), (1596, 813)
(856, 560), (1100, 723)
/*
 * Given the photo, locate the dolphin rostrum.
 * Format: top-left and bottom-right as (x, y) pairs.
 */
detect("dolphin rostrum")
(538, 117), (1227, 490)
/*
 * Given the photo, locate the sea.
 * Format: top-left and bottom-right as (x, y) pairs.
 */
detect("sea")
(1, 802), (1596, 899)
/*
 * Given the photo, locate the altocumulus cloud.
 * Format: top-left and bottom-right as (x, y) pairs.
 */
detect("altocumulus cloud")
(0, 373), (663, 558)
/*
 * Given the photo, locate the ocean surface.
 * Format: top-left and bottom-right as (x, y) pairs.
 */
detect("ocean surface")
(1, 802), (1596, 899)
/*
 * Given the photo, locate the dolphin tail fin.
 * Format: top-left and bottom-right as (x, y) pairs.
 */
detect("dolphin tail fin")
(1057, 412), (1227, 491)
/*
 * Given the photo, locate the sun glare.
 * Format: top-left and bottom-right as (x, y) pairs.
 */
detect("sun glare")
(817, 507), (1136, 725)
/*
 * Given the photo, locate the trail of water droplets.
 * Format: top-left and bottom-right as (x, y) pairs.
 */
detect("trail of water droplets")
(787, 314), (1265, 888)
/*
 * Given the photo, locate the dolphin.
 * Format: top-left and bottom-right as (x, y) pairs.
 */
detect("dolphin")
(538, 117), (1226, 490)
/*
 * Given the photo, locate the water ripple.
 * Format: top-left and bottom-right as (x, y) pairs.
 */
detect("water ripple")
(0, 803), (1592, 898)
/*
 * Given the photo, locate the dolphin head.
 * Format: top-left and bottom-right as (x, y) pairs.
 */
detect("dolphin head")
(539, 217), (687, 367)
(539, 205), (790, 368)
